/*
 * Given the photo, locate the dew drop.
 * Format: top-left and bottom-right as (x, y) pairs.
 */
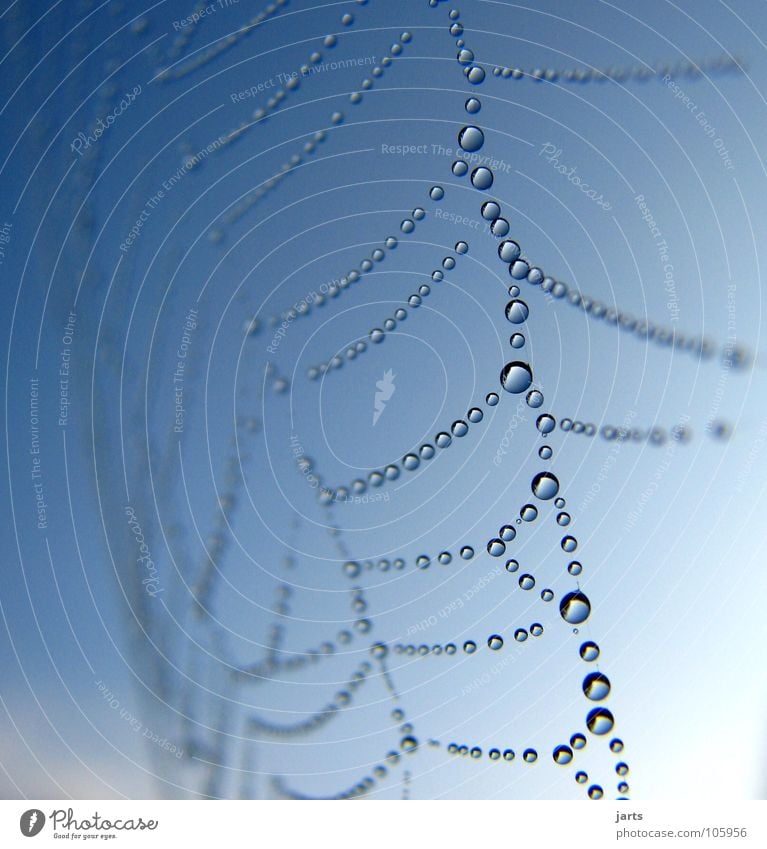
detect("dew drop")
(532, 471), (560, 500)
(455, 240), (469, 254)
(482, 201), (501, 220)
(539, 445), (553, 460)
(510, 333), (525, 348)
(486, 392), (499, 406)
(499, 240), (521, 262)
(458, 125), (484, 152)
(499, 524), (516, 541)
(583, 672), (611, 701)
(488, 634), (504, 650)
(471, 167), (493, 189)
(568, 561), (583, 576)
(460, 546), (474, 560)
(503, 749), (515, 761)
(465, 96), (481, 113)
(451, 420), (469, 437)
(430, 185), (445, 200)
(505, 559), (519, 573)
(536, 414), (556, 434)
(452, 160), (469, 176)
(487, 538), (506, 557)
(519, 574), (535, 590)
(560, 591), (591, 624)
(520, 504), (538, 521)
(463, 640), (477, 654)
(523, 748), (537, 763)
(588, 785), (603, 800)
(561, 535), (578, 552)
(491, 218), (510, 237)
(505, 299), (530, 323)
(610, 739), (624, 753)
(586, 707), (614, 735)
(571, 733), (587, 750)
(514, 628), (529, 642)
(553, 745), (573, 765)
(500, 361), (533, 394)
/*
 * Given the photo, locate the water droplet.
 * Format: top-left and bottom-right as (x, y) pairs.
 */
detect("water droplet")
(468, 407), (483, 423)
(401, 219), (414, 233)
(491, 218), (510, 236)
(505, 299), (530, 323)
(553, 745), (573, 765)
(460, 546), (474, 560)
(482, 201), (501, 220)
(531, 471), (560, 500)
(430, 185), (444, 200)
(467, 65), (486, 84)
(523, 748), (538, 763)
(489, 748), (500, 760)
(540, 588), (554, 602)
(531, 623), (544, 636)
(536, 414), (556, 434)
(457, 48), (475, 66)
(503, 749), (515, 761)
(610, 739), (624, 753)
(588, 785), (603, 800)
(560, 591), (591, 624)
(501, 361), (533, 394)
(510, 333), (525, 348)
(505, 559), (519, 573)
(571, 733), (586, 750)
(452, 420), (469, 437)
(499, 525), (516, 541)
(519, 574), (535, 590)
(455, 240), (469, 254)
(583, 672), (611, 701)
(465, 96), (481, 113)
(539, 445), (553, 459)
(401, 736), (418, 752)
(486, 392), (499, 406)
(514, 628), (529, 642)
(487, 538), (506, 557)
(561, 535), (577, 552)
(557, 512), (571, 526)
(436, 432), (452, 448)
(458, 125), (484, 152)
(463, 640), (477, 654)
(438, 551), (452, 565)
(575, 771), (588, 784)
(520, 504), (538, 521)
(499, 240), (521, 262)
(403, 453), (420, 471)
(616, 762), (629, 776)
(488, 634), (504, 650)
(568, 561), (583, 576)
(586, 707), (615, 735)
(555, 497), (566, 508)
(452, 160), (469, 176)
(510, 259), (530, 279)
(471, 167), (493, 189)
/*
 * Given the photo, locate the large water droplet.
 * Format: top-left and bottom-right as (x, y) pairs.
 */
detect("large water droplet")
(458, 125), (484, 152)
(583, 672), (611, 701)
(532, 471), (560, 500)
(586, 707), (614, 735)
(560, 591), (591, 624)
(505, 299), (529, 323)
(487, 539), (506, 557)
(500, 361), (533, 393)
(471, 167), (493, 189)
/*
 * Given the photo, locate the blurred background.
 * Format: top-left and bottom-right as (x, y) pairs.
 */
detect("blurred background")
(1, 0), (766, 800)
